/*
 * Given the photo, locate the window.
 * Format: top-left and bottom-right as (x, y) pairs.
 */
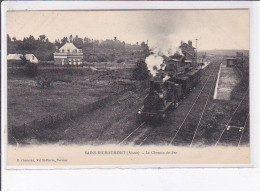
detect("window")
(62, 49), (64, 53)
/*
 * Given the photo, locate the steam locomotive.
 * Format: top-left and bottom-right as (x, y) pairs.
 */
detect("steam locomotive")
(136, 67), (201, 123)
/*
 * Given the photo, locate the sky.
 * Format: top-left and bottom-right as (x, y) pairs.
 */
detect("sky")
(7, 10), (249, 51)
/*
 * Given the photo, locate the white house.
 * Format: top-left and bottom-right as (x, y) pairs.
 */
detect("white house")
(7, 54), (39, 64)
(53, 42), (83, 65)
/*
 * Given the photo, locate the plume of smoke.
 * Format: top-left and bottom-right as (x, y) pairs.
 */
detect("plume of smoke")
(145, 54), (164, 77)
(145, 43), (179, 78)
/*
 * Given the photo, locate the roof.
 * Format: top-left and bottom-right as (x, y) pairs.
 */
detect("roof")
(180, 42), (196, 49)
(7, 54), (37, 60)
(59, 42), (79, 51)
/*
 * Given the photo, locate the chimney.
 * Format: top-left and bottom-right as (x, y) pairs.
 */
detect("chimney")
(188, 40), (192, 46)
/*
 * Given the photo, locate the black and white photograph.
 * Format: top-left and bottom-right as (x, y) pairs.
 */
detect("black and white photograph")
(4, 9), (250, 166)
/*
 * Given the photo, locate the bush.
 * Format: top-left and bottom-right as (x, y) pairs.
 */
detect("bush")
(131, 59), (150, 80)
(25, 63), (38, 77)
(117, 58), (125, 63)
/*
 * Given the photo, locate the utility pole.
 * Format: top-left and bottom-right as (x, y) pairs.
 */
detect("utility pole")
(195, 38), (198, 49)
(195, 38), (198, 65)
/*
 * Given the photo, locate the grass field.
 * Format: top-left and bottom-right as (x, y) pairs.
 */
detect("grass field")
(8, 67), (134, 128)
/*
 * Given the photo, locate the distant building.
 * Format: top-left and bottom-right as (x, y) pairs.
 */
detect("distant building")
(179, 40), (197, 66)
(223, 58), (236, 67)
(7, 54), (38, 64)
(53, 42), (83, 65)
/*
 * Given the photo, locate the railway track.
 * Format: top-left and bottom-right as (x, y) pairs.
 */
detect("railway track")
(118, 122), (148, 145)
(168, 62), (220, 146)
(139, 61), (216, 145)
(215, 89), (249, 147)
(118, 61), (216, 146)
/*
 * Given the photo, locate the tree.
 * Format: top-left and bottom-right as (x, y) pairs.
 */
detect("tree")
(84, 37), (90, 44)
(61, 37), (68, 45)
(69, 35), (73, 43)
(28, 35), (35, 41)
(73, 35), (84, 49)
(20, 53), (28, 66)
(141, 41), (146, 48)
(131, 59), (150, 80)
(39, 35), (46, 42)
(55, 39), (61, 47)
(7, 34), (11, 43)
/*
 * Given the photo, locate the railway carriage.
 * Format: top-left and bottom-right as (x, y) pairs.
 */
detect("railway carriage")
(175, 75), (192, 94)
(186, 69), (201, 87)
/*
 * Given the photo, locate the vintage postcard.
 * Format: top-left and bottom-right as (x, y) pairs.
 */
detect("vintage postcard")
(2, 8), (250, 167)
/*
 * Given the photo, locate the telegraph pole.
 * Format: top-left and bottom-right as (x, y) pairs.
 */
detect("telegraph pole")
(195, 38), (198, 49)
(195, 38), (198, 65)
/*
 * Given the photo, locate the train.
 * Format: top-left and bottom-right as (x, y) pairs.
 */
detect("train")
(136, 66), (201, 123)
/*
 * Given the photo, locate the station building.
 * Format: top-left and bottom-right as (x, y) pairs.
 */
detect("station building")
(223, 58), (236, 67)
(53, 42), (83, 65)
(179, 40), (197, 66)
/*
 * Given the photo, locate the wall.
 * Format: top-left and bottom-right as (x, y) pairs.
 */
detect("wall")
(54, 56), (83, 65)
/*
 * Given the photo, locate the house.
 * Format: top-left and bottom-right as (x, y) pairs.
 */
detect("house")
(7, 54), (39, 64)
(53, 42), (83, 65)
(179, 40), (197, 66)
